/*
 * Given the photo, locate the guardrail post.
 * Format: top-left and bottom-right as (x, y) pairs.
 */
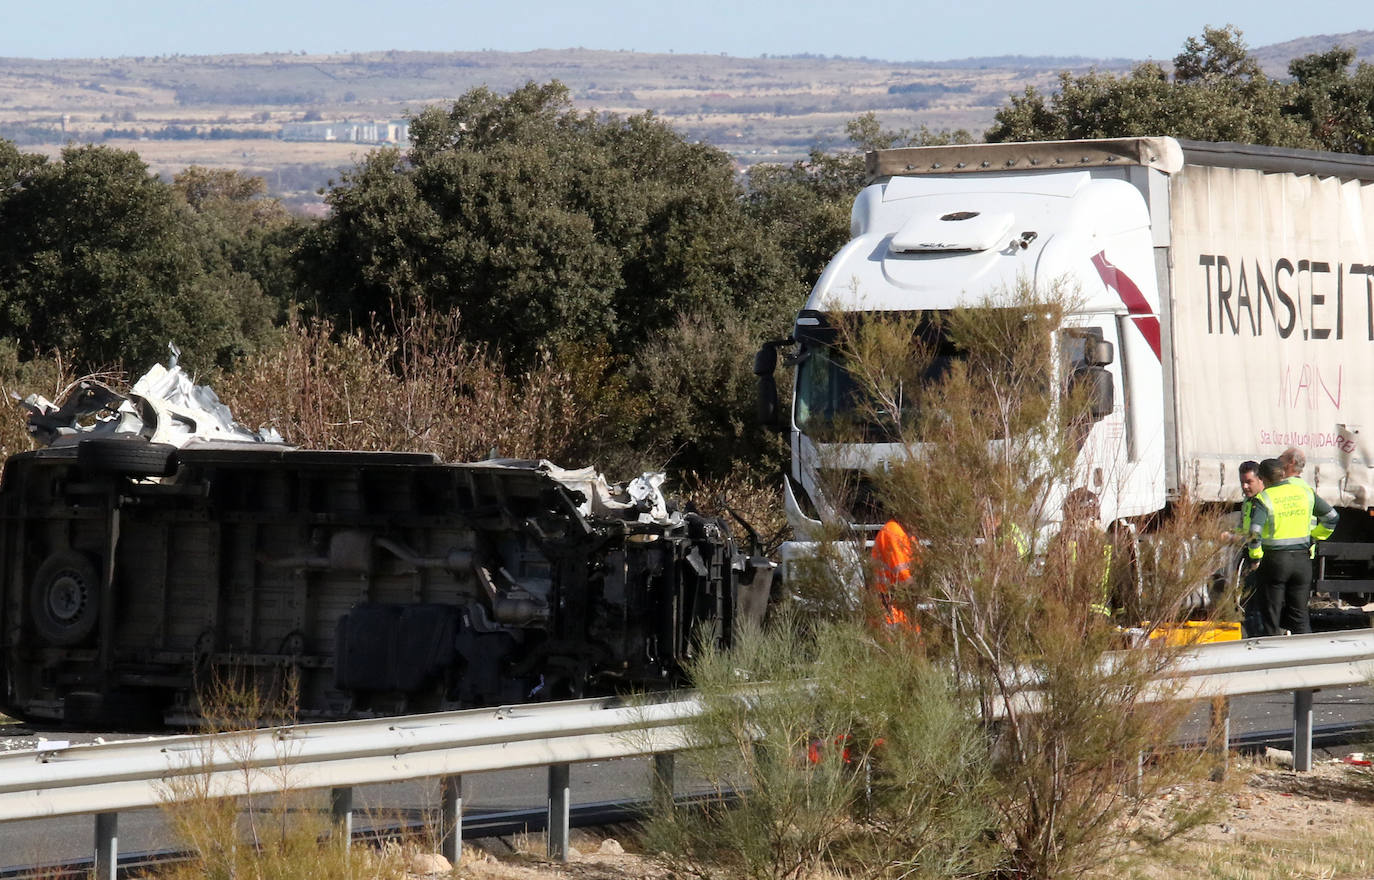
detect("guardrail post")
(547, 763), (571, 861)
(1293, 689), (1314, 772)
(94, 811), (118, 880)
(652, 753), (676, 814)
(1209, 696), (1230, 780)
(330, 786), (353, 852)
(440, 775), (463, 865)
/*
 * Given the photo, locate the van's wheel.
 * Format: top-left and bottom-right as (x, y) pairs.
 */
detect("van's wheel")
(77, 437), (178, 477)
(29, 551), (101, 646)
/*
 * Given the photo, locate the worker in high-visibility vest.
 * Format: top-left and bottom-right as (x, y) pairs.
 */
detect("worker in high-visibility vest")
(871, 519), (919, 629)
(1048, 488), (1114, 620)
(981, 502), (1032, 559)
(1279, 447), (1321, 559)
(1236, 460), (1264, 637)
(1247, 457), (1338, 635)
(1237, 460), (1263, 535)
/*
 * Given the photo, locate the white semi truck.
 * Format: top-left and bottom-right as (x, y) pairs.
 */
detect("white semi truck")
(756, 136), (1374, 594)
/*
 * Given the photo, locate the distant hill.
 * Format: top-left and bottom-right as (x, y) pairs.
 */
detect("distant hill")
(0, 47), (1109, 204)
(0, 47), (1130, 162)
(0, 32), (1367, 207)
(1251, 30), (1374, 74)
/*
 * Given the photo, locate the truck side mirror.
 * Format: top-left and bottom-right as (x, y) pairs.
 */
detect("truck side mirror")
(1072, 366), (1114, 420)
(1085, 339), (1114, 367)
(754, 341), (789, 432)
(753, 345), (778, 377)
(758, 375), (781, 428)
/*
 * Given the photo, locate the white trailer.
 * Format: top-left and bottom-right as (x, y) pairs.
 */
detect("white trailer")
(757, 137), (1374, 594)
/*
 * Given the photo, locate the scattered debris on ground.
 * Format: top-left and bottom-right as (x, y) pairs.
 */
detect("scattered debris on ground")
(445, 830), (669, 880)
(1195, 755), (1374, 842)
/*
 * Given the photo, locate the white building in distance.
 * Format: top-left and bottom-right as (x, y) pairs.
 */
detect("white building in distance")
(280, 120), (410, 144)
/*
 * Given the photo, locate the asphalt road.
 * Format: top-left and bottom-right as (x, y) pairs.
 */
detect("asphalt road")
(2, 684), (1373, 870)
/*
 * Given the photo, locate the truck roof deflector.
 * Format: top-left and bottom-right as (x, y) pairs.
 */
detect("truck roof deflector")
(889, 209), (1015, 253)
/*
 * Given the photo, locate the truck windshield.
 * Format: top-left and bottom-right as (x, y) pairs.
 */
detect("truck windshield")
(792, 307), (1054, 441)
(793, 313), (960, 441)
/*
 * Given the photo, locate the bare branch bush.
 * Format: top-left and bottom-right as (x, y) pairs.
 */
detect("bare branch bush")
(156, 669), (410, 880)
(659, 281), (1233, 880)
(849, 283), (1234, 878)
(679, 464), (791, 556)
(211, 307), (616, 466)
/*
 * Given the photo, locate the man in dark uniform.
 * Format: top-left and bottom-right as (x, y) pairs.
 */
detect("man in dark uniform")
(1246, 458), (1338, 635)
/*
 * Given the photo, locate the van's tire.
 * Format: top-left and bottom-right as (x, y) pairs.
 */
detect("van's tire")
(77, 437), (178, 477)
(29, 551), (101, 646)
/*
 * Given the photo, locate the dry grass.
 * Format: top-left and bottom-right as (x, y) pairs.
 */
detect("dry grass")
(1101, 757), (1374, 880)
(146, 669), (542, 880)
(0, 311), (626, 471)
(1155, 821), (1374, 880)
(53, 137), (369, 168)
(457, 839), (666, 880)
(0, 308), (772, 516)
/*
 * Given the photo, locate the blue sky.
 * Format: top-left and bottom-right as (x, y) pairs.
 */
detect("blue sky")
(1, 0), (1365, 62)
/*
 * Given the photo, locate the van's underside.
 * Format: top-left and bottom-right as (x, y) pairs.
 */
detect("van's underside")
(0, 442), (767, 727)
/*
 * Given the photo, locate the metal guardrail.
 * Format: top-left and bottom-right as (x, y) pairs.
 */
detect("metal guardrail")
(1160, 630), (1374, 698)
(2, 629), (1373, 876)
(0, 694), (697, 877)
(0, 695), (699, 820)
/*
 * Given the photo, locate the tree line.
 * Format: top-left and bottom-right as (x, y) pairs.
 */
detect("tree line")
(0, 26), (1370, 481)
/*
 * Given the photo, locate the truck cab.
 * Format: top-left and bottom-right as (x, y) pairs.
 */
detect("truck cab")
(759, 137), (1374, 596)
(760, 139), (1180, 582)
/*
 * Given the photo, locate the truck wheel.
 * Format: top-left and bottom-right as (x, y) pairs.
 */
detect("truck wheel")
(77, 437), (178, 477)
(29, 551), (101, 646)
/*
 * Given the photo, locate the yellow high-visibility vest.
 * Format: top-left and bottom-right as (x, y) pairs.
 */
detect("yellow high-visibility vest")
(1256, 481), (1314, 542)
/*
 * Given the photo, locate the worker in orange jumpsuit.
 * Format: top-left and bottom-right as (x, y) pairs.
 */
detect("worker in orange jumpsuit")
(871, 519), (920, 629)
(806, 519), (916, 767)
